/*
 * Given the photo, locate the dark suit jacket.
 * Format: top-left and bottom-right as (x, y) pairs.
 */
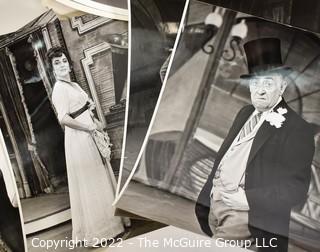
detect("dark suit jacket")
(195, 99), (315, 239)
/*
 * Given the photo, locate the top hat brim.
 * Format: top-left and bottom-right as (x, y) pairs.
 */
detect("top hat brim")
(240, 65), (292, 79)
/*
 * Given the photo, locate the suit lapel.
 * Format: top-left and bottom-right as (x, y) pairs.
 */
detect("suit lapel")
(217, 106), (254, 161)
(247, 121), (276, 165)
(247, 99), (289, 166)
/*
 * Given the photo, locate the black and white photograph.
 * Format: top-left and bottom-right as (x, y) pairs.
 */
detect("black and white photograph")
(118, 0), (187, 191)
(116, 1), (320, 251)
(0, 132), (25, 252)
(0, 8), (129, 251)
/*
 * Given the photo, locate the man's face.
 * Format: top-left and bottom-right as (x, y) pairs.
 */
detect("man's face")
(249, 74), (286, 112)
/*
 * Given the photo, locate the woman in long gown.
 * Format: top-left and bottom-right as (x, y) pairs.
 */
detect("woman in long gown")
(48, 47), (124, 246)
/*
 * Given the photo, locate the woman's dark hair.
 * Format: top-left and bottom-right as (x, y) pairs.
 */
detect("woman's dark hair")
(46, 47), (71, 71)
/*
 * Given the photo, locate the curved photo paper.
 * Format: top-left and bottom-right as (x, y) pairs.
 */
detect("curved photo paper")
(116, 1), (320, 251)
(0, 9), (129, 251)
(117, 0), (188, 195)
(55, 0), (128, 20)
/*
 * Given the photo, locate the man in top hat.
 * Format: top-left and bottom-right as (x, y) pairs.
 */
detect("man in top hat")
(195, 38), (315, 251)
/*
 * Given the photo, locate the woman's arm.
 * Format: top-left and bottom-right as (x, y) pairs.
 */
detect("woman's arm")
(60, 114), (97, 132)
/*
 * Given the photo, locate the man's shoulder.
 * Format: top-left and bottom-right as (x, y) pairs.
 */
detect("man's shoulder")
(285, 106), (314, 136)
(241, 104), (255, 112)
(236, 104), (255, 117)
(228, 105), (255, 125)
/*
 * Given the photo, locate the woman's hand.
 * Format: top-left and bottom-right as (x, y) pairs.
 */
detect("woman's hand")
(61, 114), (101, 133)
(89, 99), (96, 111)
(87, 123), (97, 133)
(93, 118), (104, 131)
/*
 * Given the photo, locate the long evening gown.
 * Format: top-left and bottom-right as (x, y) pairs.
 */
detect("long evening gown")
(52, 80), (124, 245)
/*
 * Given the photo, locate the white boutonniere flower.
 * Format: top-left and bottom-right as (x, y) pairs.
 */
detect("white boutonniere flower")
(265, 107), (287, 128)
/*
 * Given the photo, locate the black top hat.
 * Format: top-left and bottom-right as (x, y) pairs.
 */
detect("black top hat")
(240, 38), (292, 78)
